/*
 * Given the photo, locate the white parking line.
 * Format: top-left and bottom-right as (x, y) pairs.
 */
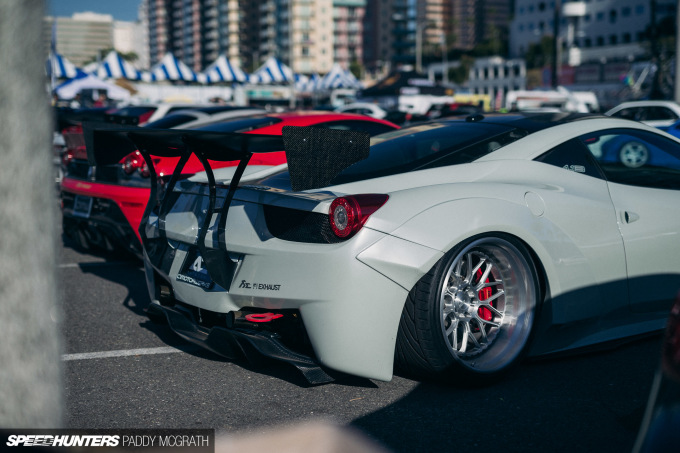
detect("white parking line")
(58, 261), (133, 269)
(63, 346), (186, 361)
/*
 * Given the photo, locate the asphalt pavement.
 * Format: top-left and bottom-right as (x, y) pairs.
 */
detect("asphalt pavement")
(58, 223), (662, 453)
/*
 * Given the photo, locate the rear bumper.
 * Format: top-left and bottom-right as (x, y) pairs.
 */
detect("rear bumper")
(144, 226), (417, 382)
(61, 177), (148, 233)
(60, 177), (148, 256)
(146, 302), (334, 384)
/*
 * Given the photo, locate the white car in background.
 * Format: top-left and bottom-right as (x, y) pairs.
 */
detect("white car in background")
(143, 107), (266, 130)
(335, 102), (388, 119)
(605, 100), (680, 128)
(91, 112), (680, 385)
(108, 103), (248, 126)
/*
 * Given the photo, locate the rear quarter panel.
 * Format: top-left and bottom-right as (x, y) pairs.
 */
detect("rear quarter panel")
(352, 159), (628, 333)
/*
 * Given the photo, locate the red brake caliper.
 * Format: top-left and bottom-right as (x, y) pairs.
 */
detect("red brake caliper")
(476, 268), (494, 321)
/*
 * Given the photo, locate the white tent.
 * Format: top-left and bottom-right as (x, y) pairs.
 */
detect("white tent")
(91, 51), (144, 80)
(201, 55), (249, 83)
(296, 73), (323, 93)
(54, 73), (131, 101)
(320, 63), (362, 90)
(48, 53), (84, 79)
(149, 53), (199, 82)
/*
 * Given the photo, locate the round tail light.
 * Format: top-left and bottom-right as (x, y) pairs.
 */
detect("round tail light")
(62, 151), (74, 167)
(329, 194), (388, 239)
(121, 150), (152, 178)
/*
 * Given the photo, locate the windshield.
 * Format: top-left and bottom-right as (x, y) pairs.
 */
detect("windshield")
(194, 116), (281, 133)
(143, 113), (198, 129)
(329, 121), (526, 185)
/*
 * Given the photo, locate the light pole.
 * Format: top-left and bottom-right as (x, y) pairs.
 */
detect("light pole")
(551, 0), (561, 88)
(416, 21), (439, 74)
(288, 0), (296, 109)
(416, 21), (423, 73)
(441, 31), (448, 84)
(562, 2), (586, 67)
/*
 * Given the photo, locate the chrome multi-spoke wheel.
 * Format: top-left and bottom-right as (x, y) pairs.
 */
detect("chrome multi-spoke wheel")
(440, 249), (504, 357)
(438, 238), (537, 373)
(396, 235), (539, 381)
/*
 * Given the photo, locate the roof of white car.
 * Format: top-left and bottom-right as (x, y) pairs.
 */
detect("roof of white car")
(606, 100), (680, 113)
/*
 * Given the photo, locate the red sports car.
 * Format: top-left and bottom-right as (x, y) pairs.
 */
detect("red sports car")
(60, 111), (399, 256)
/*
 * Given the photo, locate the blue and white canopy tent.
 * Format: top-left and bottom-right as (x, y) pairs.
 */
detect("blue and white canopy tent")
(320, 63), (362, 90)
(148, 53), (199, 82)
(250, 57), (294, 84)
(295, 73), (323, 93)
(54, 72), (131, 101)
(90, 51), (145, 81)
(48, 52), (85, 80)
(201, 54), (249, 83)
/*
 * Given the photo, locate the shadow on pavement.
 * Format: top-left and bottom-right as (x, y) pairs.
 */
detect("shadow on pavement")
(352, 335), (662, 453)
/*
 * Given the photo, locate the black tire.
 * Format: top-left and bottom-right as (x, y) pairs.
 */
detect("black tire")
(395, 234), (540, 384)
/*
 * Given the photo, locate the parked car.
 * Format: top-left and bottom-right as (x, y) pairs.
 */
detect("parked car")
(334, 101), (433, 125)
(54, 107), (115, 185)
(584, 128), (680, 170)
(605, 100), (680, 128)
(382, 110), (430, 126)
(106, 103), (245, 126)
(659, 117), (680, 139)
(61, 111), (399, 257)
(56, 104), (253, 191)
(91, 112), (680, 384)
(633, 293), (680, 453)
(140, 106), (266, 130)
(425, 103), (482, 119)
(335, 102), (388, 119)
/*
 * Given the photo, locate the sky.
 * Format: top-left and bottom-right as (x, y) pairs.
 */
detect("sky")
(47, 0), (142, 22)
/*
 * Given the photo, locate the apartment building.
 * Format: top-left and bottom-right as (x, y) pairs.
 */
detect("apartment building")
(147, 0), (215, 72)
(467, 56), (527, 106)
(363, 0), (512, 73)
(510, 0), (677, 64)
(146, 0), (249, 72)
(257, 0), (335, 74)
(253, 0), (363, 74)
(333, 0), (367, 70)
(45, 11), (147, 70)
(145, 0), (363, 75)
(147, 0), (170, 66)
(45, 12), (114, 67)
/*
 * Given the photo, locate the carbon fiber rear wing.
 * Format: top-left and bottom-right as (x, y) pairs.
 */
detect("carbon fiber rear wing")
(87, 126), (369, 291)
(88, 128), (284, 290)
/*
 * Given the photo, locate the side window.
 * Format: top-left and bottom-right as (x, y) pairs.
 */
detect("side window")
(579, 129), (680, 190)
(535, 138), (603, 178)
(612, 108), (639, 121)
(646, 107), (678, 122)
(316, 120), (396, 136)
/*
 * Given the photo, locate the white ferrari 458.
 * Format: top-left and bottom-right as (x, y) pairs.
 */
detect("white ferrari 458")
(91, 113), (680, 384)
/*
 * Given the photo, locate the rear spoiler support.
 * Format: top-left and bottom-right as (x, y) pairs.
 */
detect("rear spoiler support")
(87, 126), (370, 290)
(89, 128), (283, 291)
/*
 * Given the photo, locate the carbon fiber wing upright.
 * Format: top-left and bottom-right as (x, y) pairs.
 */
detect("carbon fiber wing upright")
(88, 128), (284, 290)
(87, 126), (370, 290)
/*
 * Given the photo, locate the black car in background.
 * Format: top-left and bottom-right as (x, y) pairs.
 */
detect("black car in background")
(633, 294), (680, 452)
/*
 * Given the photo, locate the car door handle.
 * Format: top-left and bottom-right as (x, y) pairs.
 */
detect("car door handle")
(623, 211), (640, 224)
